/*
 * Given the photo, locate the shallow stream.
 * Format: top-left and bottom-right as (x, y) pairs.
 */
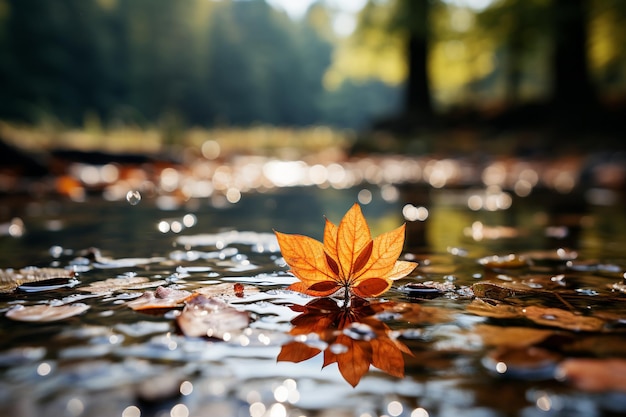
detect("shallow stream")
(1, 185), (626, 417)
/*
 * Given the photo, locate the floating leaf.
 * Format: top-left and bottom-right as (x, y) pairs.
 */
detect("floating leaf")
(17, 277), (79, 292)
(563, 334), (626, 357)
(467, 299), (607, 332)
(0, 267), (77, 293)
(126, 286), (192, 311)
(6, 303), (89, 322)
(194, 282), (259, 301)
(522, 306), (606, 332)
(92, 257), (166, 269)
(392, 302), (456, 325)
(176, 294), (249, 339)
(472, 281), (533, 299)
(79, 277), (167, 293)
(274, 203), (417, 297)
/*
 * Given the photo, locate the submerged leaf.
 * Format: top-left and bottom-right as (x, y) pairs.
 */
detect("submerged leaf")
(483, 346), (561, 380)
(557, 358), (626, 392)
(475, 324), (554, 348)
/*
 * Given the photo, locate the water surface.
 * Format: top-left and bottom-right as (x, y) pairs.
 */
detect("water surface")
(1, 185), (626, 417)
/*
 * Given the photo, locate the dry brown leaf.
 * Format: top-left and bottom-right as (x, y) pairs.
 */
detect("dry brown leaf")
(194, 282), (259, 301)
(392, 302), (456, 324)
(484, 346), (561, 380)
(563, 334), (626, 357)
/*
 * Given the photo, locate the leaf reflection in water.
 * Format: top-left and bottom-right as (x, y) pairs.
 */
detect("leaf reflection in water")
(277, 297), (411, 387)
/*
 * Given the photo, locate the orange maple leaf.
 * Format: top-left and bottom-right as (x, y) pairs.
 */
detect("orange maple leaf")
(274, 203), (417, 298)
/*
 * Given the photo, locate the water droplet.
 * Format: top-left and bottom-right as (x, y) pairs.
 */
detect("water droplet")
(575, 288), (598, 296)
(49, 245), (64, 258)
(126, 190), (141, 205)
(329, 343), (349, 354)
(232, 254), (249, 264)
(376, 311), (402, 321)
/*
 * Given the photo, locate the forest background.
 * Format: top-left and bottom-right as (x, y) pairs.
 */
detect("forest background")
(0, 0), (625, 153)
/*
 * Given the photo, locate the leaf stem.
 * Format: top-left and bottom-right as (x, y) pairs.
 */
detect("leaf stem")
(343, 284), (351, 308)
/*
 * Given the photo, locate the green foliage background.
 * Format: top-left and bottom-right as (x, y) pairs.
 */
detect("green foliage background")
(0, 0), (401, 129)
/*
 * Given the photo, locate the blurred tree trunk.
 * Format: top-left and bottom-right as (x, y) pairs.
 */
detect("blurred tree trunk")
(551, 0), (596, 128)
(501, 0), (530, 106)
(405, 0), (433, 120)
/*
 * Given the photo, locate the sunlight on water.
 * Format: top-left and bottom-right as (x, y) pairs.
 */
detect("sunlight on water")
(122, 406), (141, 417)
(270, 403), (287, 417)
(36, 362), (52, 376)
(1, 140), (626, 417)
